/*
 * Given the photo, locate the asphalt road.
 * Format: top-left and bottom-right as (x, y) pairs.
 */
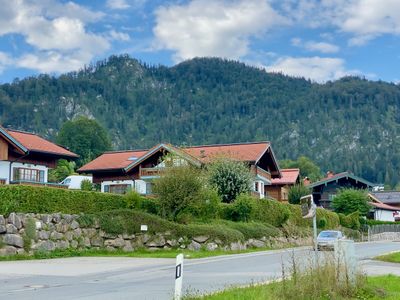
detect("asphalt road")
(0, 241), (399, 300)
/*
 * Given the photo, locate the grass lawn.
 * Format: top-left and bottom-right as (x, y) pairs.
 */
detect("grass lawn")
(186, 275), (400, 300)
(375, 251), (400, 264)
(0, 246), (275, 261)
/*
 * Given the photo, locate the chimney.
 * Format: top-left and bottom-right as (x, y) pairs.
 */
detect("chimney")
(326, 171), (335, 178)
(303, 176), (311, 186)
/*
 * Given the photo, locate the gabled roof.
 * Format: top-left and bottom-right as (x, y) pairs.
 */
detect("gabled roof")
(0, 126), (78, 158)
(308, 171), (374, 188)
(78, 150), (149, 172)
(271, 168), (300, 185)
(78, 141), (279, 174)
(369, 191), (400, 204)
(369, 194), (400, 211)
(183, 142), (270, 162)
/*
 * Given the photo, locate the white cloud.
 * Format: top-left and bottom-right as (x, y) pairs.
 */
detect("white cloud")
(0, 52), (12, 74)
(106, 0), (130, 10)
(282, 0), (400, 45)
(0, 0), (110, 73)
(291, 38), (339, 53)
(266, 56), (357, 82)
(108, 30), (130, 41)
(153, 0), (288, 62)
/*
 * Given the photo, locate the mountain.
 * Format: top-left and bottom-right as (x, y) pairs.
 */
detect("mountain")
(1, 55), (400, 186)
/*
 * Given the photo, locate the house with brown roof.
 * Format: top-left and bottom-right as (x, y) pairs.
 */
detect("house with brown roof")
(0, 126), (78, 187)
(78, 142), (281, 197)
(307, 171), (375, 209)
(368, 193), (400, 222)
(265, 168), (300, 202)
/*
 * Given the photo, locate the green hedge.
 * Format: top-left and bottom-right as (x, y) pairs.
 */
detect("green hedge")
(338, 211), (360, 230)
(0, 185), (126, 215)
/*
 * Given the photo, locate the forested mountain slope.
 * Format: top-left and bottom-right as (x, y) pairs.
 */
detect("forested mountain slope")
(1, 55), (399, 185)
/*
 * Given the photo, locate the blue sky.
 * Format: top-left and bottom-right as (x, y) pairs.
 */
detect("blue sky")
(1, 0), (400, 83)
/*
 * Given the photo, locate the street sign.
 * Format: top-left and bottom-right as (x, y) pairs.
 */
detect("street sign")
(300, 194), (316, 219)
(174, 253), (184, 300)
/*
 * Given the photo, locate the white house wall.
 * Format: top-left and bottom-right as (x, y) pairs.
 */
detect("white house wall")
(374, 209), (398, 222)
(101, 180), (134, 193)
(10, 162), (48, 183)
(0, 161), (48, 184)
(0, 161), (10, 183)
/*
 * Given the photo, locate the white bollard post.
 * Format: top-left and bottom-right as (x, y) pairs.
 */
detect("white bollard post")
(174, 253), (184, 300)
(334, 240), (356, 285)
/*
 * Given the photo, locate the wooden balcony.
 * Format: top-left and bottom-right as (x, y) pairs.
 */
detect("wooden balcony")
(139, 167), (165, 178)
(251, 165), (272, 181)
(10, 180), (68, 189)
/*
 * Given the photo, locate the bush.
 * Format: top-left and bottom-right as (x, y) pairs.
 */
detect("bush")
(332, 189), (370, 216)
(220, 194), (255, 222)
(0, 185), (127, 215)
(189, 188), (221, 221)
(251, 199), (292, 227)
(153, 166), (205, 221)
(207, 158), (252, 203)
(288, 184), (310, 205)
(217, 220), (282, 239)
(365, 219), (400, 225)
(124, 191), (145, 209)
(339, 211), (361, 230)
(80, 179), (93, 191)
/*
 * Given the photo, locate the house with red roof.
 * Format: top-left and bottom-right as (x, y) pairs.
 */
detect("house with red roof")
(0, 126), (78, 187)
(78, 141), (281, 197)
(265, 168), (300, 202)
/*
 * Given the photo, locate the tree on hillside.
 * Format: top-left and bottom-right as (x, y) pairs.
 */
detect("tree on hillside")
(331, 188), (371, 216)
(57, 117), (111, 166)
(280, 156), (322, 182)
(207, 158), (252, 203)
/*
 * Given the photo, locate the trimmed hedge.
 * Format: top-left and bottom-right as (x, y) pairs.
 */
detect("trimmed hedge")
(338, 211), (360, 230)
(0, 185), (126, 215)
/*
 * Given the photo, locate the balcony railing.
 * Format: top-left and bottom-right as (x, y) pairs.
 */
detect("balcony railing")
(251, 166), (272, 181)
(10, 180), (68, 189)
(139, 167), (165, 178)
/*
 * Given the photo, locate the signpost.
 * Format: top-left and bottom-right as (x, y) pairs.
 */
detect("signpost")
(301, 194), (318, 260)
(174, 253), (184, 300)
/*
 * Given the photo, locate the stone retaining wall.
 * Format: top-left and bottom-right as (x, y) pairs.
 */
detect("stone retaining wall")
(370, 232), (400, 242)
(0, 213), (312, 256)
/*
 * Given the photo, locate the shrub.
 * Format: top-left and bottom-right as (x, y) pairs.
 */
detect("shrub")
(318, 217), (327, 228)
(153, 166), (205, 221)
(189, 188), (221, 221)
(0, 185), (127, 215)
(288, 184), (310, 205)
(251, 199), (291, 227)
(207, 158), (252, 203)
(332, 188), (370, 216)
(80, 179), (93, 191)
(217, 220), (282, 239)
(124, 191), (145, 209)
(140, 197), (161, 215)
(339, 211), (361, 230)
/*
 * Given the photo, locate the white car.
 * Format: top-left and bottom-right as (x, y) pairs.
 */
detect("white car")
(316, 230), (345, 251)
(61, 175), (92, 190)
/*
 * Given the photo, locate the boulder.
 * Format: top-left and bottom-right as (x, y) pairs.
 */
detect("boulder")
(56, 240), (70, 250)
(64, 231), (74, 241)
(41, 214), (52, 224)
(50, 232), (64, 240)
(206, 242), (218, 251)
(55, 222), (69, 233)
(90, 236), (103, 247)
(62, 214), (73, 223)
(52, 213), (61, 223)
(38, 230), (50, 240)
(122, 241), (133, 252)
(230, 242), (246, 251)
(146, 235), (166, 247)
(166, 239), (178, 247)
(249, 239), (265, 248)
(0, 215), (5, 225)
(6, 224), (18, 234)
(0, 225), (6, 233)
(193, 236), (209, 243)
(82, 228), (97, 238)
(70, 240), (78, 249)
(3, 234), (23, 248)
(70, 220), (80, 230)
(73, 228), (82, 239)
(187, 240), (202, 251)
(0, 246), (17, 256)
(8, 213), (22, 229)
(35, 241), (55, 252)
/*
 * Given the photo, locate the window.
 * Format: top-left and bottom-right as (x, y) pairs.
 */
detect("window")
(328, 194), (336, 201)
(146, 182), (153, 195)
(13, 167), (44, 182)
(109, 184), (130, 194)
(254, 182), (259, 192)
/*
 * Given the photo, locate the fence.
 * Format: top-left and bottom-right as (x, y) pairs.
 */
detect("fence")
(368, 224), (400, 241)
